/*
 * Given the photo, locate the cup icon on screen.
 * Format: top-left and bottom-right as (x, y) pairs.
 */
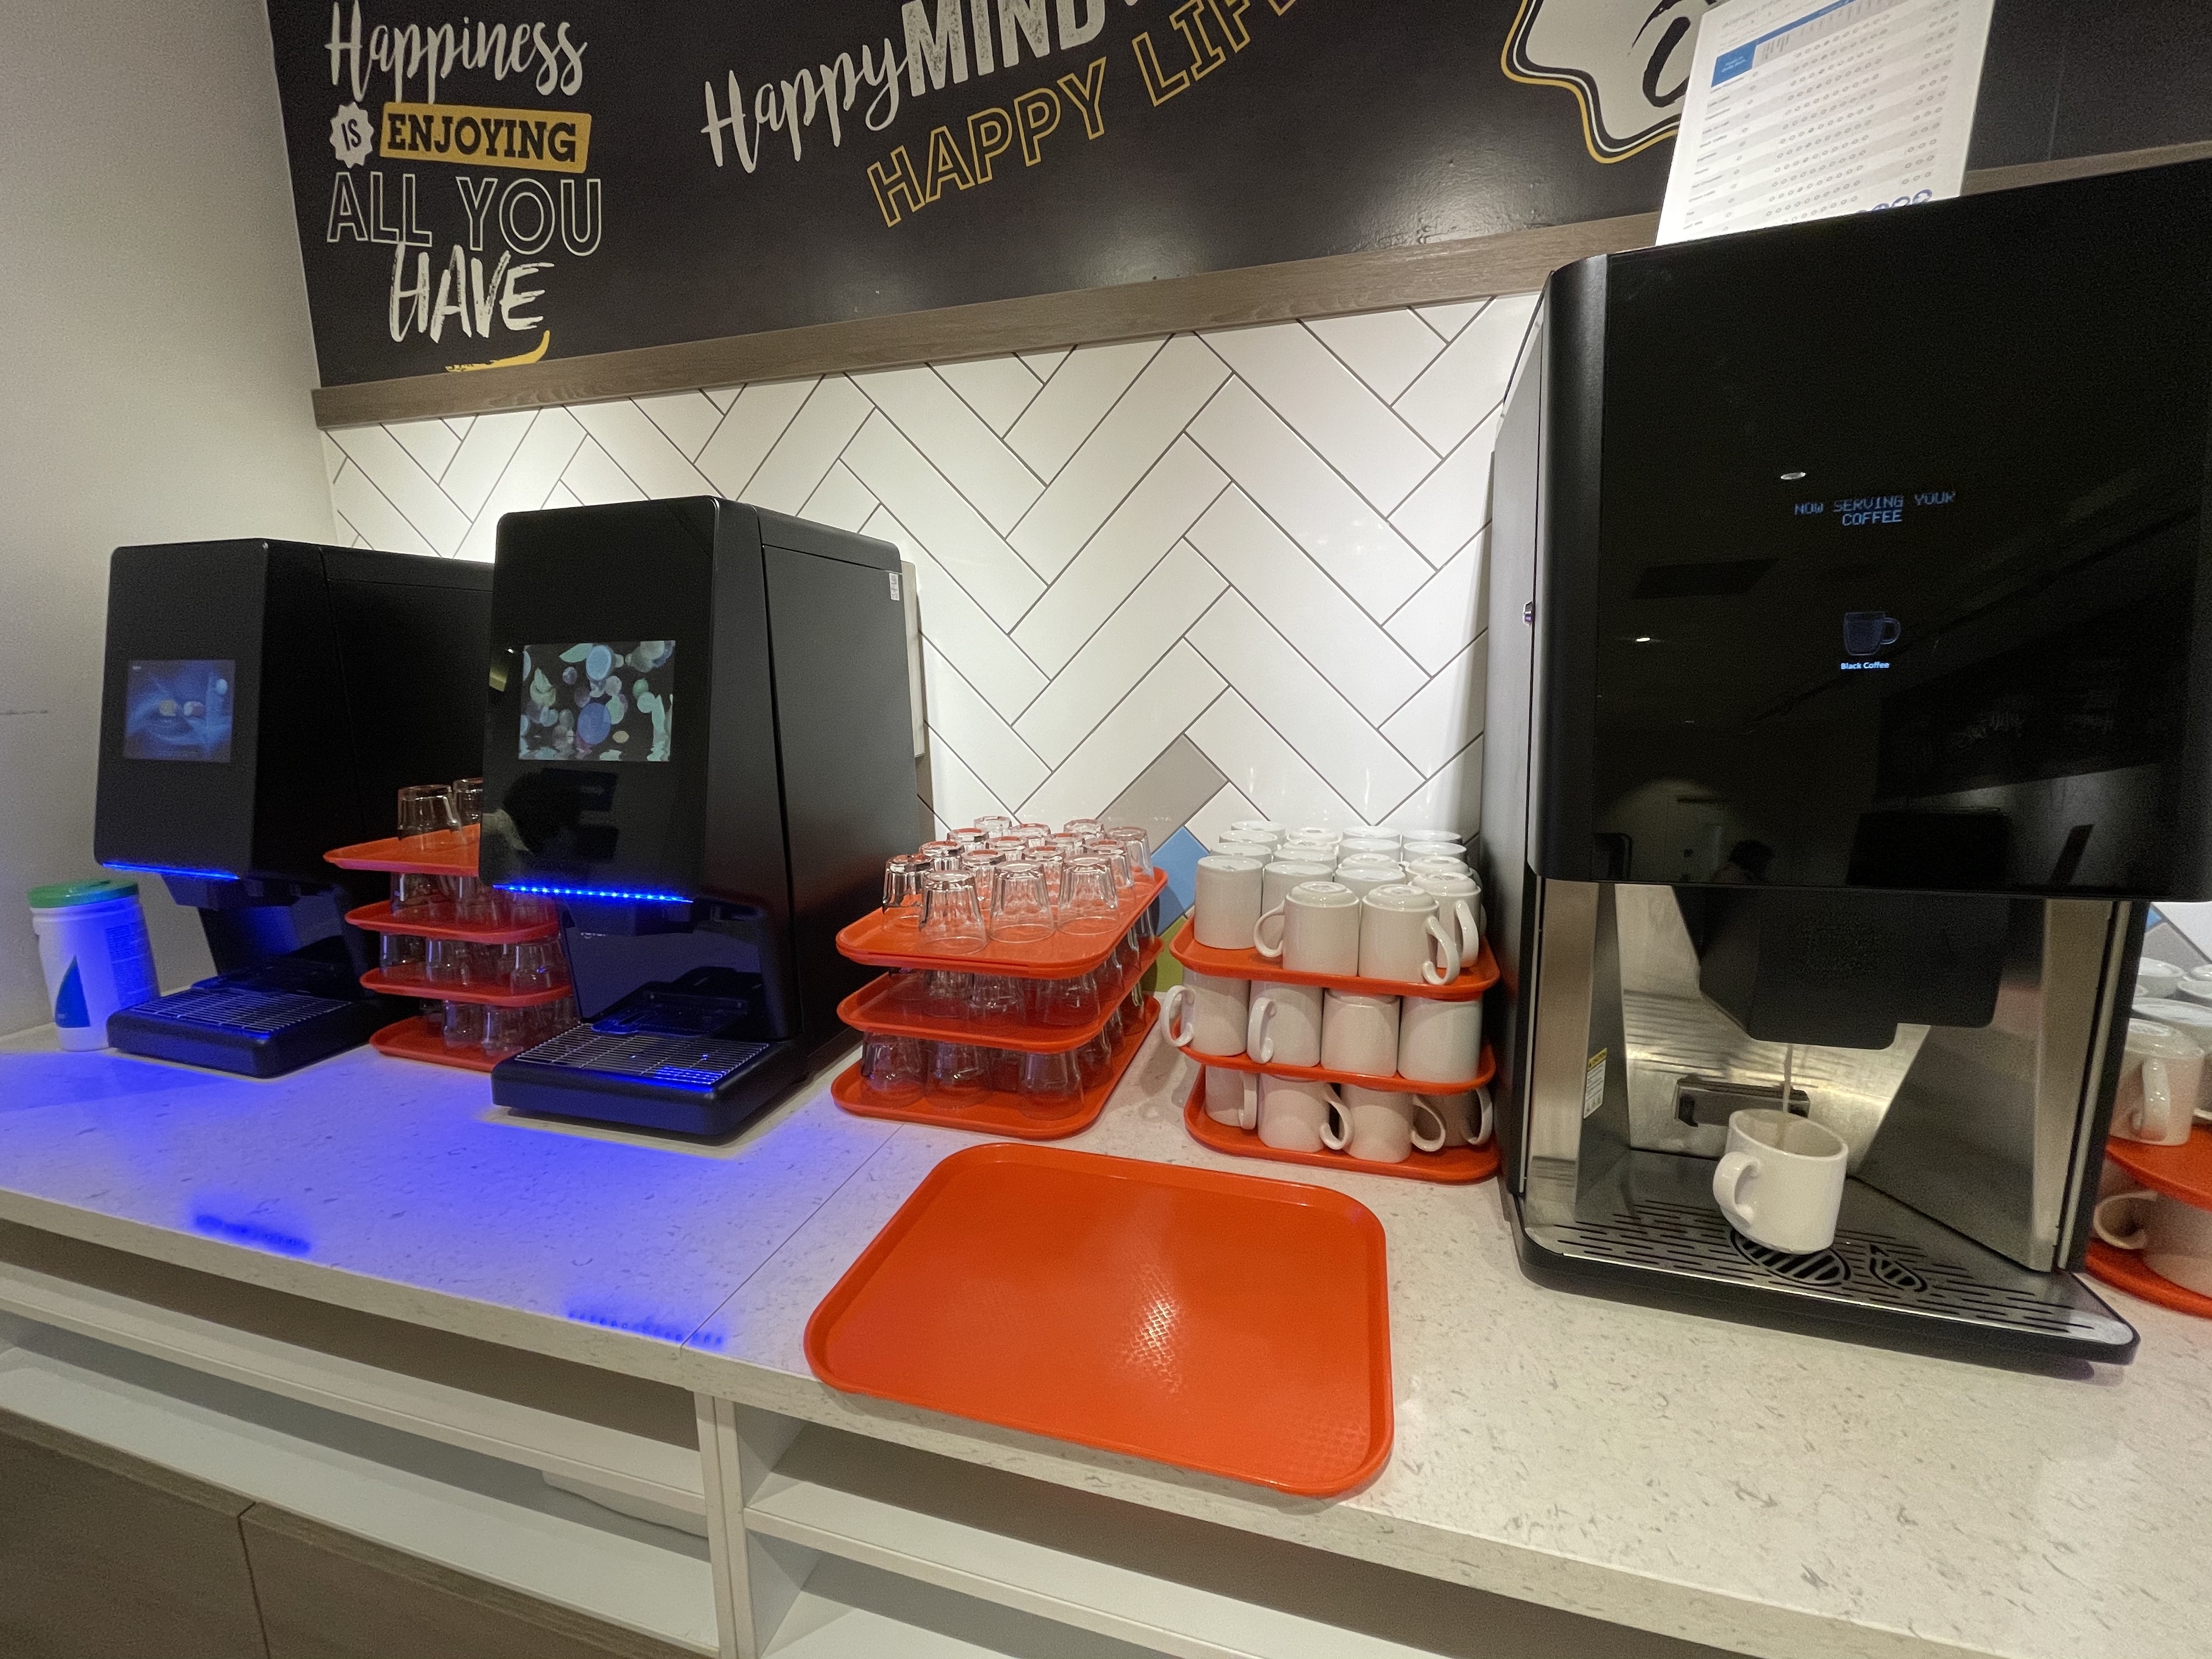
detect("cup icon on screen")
(1843, 612), (1901, 657)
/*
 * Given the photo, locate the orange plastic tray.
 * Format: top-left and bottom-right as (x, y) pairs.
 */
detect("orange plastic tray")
(358, 969), (572, 1008)
(830, 1001), (1156, 1139)
(837, 938), (1165, 1053)
(836, 871), (1166, 979)
(325, 827), (480, 876)
(805, 1143), (1393, 1496)
(2103, 1125), (2212, 1209)
(1171, 927), (1497, 1003)
(1189, 1041), (1495, 1097)
(2084, 1239), (2212, 1320)
(1181, 1075), (1499, 1186)
(345, 900), (558, 946)
(369, 1015), (507, 1074)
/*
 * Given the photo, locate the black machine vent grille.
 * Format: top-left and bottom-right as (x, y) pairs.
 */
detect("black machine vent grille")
(134, 986), (345, 1036)
(515, 1025), (770, 1087)
(1550, 1200), (2114, 1339)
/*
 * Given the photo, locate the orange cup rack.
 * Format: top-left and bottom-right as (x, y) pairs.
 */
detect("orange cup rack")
(832, 872), (1169, 1139)
(1167, 924), (1502, 1184)
(327, 825), (579, 1075)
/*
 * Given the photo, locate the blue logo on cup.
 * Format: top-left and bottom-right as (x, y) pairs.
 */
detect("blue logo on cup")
(1843, 612), (1901, 658)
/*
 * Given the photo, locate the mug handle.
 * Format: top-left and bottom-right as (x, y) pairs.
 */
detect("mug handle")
(2094, 1189), (2157, 1251)
(1452, 898), (1480, 966)
(1470, 1084), (1494, 1148)
(1419, 917), (1461, 986)
(1322, 1087), (1350, 1152)
(1253, 904), (1288, 960)
(1161, 984), (1195, 1048)
(1713, 1150), (1759, 1227)
(1409, 1098), (1448, 1154)
(2141, 1056), (2176, 1142)
(1248, 996), (1277, 1064)
(1238, 1075), (1259, 1132)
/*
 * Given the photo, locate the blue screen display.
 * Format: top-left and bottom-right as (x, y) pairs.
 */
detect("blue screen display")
(123, 659), (235, 763)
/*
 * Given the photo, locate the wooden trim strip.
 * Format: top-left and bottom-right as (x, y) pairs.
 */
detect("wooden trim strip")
(311, 139), (2212, 430)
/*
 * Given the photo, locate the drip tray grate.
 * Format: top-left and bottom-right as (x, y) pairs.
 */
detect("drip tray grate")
(1526, 1153), (2132, 1350)
(511, 1024), (771, 1088)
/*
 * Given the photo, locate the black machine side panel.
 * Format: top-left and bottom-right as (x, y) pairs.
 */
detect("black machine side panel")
(761, 536), (918, 1042)
(321, 550), (493, 840)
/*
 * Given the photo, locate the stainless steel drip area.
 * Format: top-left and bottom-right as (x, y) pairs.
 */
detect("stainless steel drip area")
(1511, 881), (2137, 1360)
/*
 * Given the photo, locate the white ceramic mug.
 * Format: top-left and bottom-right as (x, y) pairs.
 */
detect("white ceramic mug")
(1401, 834), (1466, 857)
(1248, 980), (1324, 1068)
(1229, 819), (1285, 843)
(2136, 960), (2187, 1000)
(1193, 855), (1265, 951)
(1332, 862), (1406, 905)
(2113, 1020), (2203, 1146)
(2094, 1188), (2212, 1295)
(1413, 872), (1484, 968)
(2178, 966), (2212, 1006)
(1161, 969), (1250, 1058)
(1425, 1086), (1493, 1147)
(1213, 837), (1279, 866)
(1338, 835), (1401, 859)
(1397, 994), (1482, 1086)
(1712, 1109), (1849, 1254)
(1330, 1085), (1447, 1163)
(1320, 989), (1401, 1076)
(1359, 885), (1459, 986)
(1258, 1075), (1344, 1153)
(1403, 855), (1472, 882)
(1203, 1065), (1257, 1130)
(1253, 881), (1362, 975)
(1261, 858), (1335, 917)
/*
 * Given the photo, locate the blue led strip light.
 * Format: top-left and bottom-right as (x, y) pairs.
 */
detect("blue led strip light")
(496, 882), (693, 905)
(105, 861), (240, 882)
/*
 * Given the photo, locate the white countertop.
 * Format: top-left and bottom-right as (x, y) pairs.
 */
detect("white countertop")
(0, 1022), (2206, 1659)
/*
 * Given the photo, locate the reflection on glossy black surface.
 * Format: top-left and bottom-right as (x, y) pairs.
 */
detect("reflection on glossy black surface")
(1590, 162), (2212, 895)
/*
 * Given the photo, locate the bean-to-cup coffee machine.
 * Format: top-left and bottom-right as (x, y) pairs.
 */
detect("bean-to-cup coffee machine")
(1483, 159), (2212, 1363)
(95, 541), (492, 1075)
(479, 499), (916, 1138)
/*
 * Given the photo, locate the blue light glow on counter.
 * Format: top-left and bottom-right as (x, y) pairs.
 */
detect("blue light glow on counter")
(106, 861), (240, 883)
(191, 1210), (312, 1255)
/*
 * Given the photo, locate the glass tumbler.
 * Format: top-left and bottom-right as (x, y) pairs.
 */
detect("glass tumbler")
(453, 876), (502, 927)
(482, 1004), (540, 1057)
(918, 872), (988, 955)
(932, 1041), (990, 1099)
(1059, 859), (1120, 935)
(882, 854), (930, 925)
(1074, 1029), (1116, 1088)
(392, 870), (453, 922)
(918, 839), (966, 872)
(919, 969), (974, 1022)
(992, 864), (1054, 944)
(460, 941), (512, 989)
(379, 932), (427, 983)
(442, 999), (488, 1050)
(1109, 826), (1154, 877)
(450, 776), (486, 826)
(1062, 819), (1104, 839)
(1033, 969), (1100, 1028)
(861, 1034), (926, 1100)
(424, 938), (469, 988)
(397, 784), (456, 844)
(969, 974), (1026, 1030)
(974, 815), (1014, 836)
(509, 939), (567, 994)
(1018, 1049), (1085, 1120)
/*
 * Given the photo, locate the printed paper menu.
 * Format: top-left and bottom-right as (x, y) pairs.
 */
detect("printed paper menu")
(1658, 0), (1994, 244)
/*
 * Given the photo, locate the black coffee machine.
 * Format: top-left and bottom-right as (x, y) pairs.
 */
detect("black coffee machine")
(1483, 159), (2212, 1363)
(480, 499), (917, 1137)
(94, 541), (492, 1075)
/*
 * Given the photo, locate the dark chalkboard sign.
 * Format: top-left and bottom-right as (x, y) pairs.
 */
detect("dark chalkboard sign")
(267, 1), (2212, 390)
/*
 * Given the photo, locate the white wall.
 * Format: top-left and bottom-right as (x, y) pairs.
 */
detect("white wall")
(326, 299), (1536, 883)
(0, 2), (335, 1034)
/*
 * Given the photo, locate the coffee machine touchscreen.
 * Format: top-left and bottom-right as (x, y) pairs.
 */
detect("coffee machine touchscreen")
(122, 658), (235, 763)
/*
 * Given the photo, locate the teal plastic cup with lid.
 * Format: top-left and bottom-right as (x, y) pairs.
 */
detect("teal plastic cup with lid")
(27, 878), (159, 1051)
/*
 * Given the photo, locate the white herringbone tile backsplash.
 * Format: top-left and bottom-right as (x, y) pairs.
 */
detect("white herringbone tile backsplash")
(323, 297), (1537, 853)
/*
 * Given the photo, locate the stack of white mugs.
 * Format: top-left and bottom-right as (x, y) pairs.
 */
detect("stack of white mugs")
(1168, 822), (1491, 1165)
(2097, 959), (2212, 1299)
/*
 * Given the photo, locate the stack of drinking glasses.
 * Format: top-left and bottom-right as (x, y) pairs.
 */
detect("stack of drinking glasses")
(832, 816), (1167, 1135)
(326, 777), (578, 1072)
